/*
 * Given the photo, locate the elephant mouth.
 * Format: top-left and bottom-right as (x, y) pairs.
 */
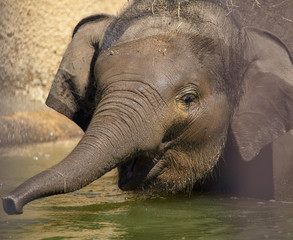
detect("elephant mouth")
(118, 152), (167, 190)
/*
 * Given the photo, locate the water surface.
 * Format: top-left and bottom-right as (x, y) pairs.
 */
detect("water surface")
(0, 140), (292, 240)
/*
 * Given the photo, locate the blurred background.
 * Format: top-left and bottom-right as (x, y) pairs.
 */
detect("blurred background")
(0, 0), (128, 145)
(0, 0), (128, 104)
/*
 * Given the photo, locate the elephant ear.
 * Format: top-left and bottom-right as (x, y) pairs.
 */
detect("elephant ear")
(46, 14), (113, 131)
(231, 27), (293, 162)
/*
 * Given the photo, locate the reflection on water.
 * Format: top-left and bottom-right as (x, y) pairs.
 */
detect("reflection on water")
(0, 140), (293, 240)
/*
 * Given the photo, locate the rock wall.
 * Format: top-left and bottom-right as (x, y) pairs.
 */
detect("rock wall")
(0, 0), (127, 107)
(0, 0), (127, 146)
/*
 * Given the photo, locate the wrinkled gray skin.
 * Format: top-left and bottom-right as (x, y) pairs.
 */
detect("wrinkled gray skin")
(3, 0), (293, 215)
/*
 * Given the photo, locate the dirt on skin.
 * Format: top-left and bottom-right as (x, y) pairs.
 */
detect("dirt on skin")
(108, 0), (293, 55)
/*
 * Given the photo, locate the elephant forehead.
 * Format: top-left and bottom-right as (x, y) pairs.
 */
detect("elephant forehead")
(95, 35), (211, 94)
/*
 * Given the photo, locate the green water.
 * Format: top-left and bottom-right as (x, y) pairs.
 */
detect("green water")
(0, 140), (292, 240)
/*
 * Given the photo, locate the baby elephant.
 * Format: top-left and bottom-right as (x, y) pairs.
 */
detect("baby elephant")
(3, 0), (293, 215)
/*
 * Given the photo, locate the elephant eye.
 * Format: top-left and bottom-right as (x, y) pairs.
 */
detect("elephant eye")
(181, 94), (196, 104)
(176, 93), (199, 108)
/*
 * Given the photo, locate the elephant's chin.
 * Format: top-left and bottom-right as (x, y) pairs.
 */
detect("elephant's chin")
(118, 152), (167, 191)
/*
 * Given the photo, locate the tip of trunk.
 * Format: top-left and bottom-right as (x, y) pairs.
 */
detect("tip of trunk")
(2, 195), (23, 215)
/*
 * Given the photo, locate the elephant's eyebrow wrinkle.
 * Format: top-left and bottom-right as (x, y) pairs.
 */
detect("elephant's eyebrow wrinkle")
(104, 79), (167, 107)
(126, 79), (168, 107)
(101, 73), (142, 91)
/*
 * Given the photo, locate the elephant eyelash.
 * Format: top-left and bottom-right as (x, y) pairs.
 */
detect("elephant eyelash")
(176, 83), (201, 96)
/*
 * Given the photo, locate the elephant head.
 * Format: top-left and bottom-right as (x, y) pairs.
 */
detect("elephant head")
(3, 0), (293, 215)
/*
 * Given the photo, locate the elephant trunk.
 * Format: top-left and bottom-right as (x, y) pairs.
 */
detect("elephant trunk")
(2, 105), (160, 215)
(2, 146), (113, 215)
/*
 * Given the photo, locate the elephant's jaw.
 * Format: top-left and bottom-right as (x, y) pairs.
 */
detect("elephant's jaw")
(118, 151), (167, 191)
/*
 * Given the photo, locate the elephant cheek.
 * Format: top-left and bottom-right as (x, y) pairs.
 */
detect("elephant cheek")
(181, 93), (230, 144)
(199, 94), (230, 141)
